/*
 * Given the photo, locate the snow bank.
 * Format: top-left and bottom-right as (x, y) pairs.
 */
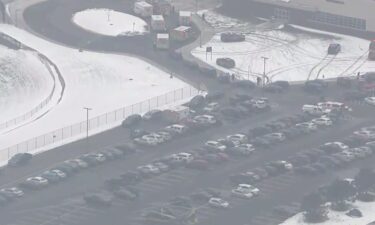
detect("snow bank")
(72, 8), (149, 37)
(0, 44), (54, 122)
(280, 201), (375, 225)
(192, 10), (375, 82)
(0, 24), (189, 153)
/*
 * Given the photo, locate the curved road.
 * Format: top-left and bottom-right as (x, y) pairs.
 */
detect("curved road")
(15, 0), (221, 91)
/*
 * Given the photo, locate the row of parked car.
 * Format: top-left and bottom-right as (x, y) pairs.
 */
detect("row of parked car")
(0, 144), (137, 206)
(293, 126), (375, 176)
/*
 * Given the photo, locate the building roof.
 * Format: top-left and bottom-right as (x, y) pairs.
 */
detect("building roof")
(135, 1), (152, 7)
(179, 11), (192, 17)
(250, 0), (375, 19)
(174, 26), (191, 32)
(157, 33), (169, 39)
(151, 15), (164, 21)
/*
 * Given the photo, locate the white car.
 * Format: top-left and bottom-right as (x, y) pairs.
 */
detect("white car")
(354, 130), (375, 140)
(296, 122), (318, 131)
(312, 117), (333, 126)
(156, 131), (173, 142)
(233, 144), (255, 155)
(164, 124), (187, 135)
(323, 142), (349, 151)
(364, 97), (375, 106)
(276, 160), (293, 170)
(208, 197), (229, 208)
(0, 187), (24, 197)
(231, 188), (254, 199)
(134, 135), (159, 146)
(205, 141), (227, 152)
(137, 165), (160, 174)
(176, 152), (194, 163)
(194, 115), (217, 125)
(237, 184), (260, 195)
(51, 169), (67, 179)
(26, 176), (49, 187)
(265, 133), (286, 142)
(226, 134), (248, 145)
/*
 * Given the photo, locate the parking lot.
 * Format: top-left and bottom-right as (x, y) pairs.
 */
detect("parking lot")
(0, 79), (375, 225)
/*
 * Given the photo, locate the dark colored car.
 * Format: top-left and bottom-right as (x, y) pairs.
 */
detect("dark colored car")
(273, 80), (290, 90)
(114, 144), (137, 155)
(328, 43), (341, 55)
(264, 84), (284, 93)
(232, 80), (256, 89)
(216, 58), (236, 69)
(8, 153), (32, 167)
(121, 114), (142, 128)
(84, 192), (113, 206)
(220, 32), (246, 42)
(189, 95), (206, 109)
(248, 126), (273, 138)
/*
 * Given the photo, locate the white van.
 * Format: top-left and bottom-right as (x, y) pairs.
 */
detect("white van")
(317, 101), (352, 112)
(302, 104), (330, 116)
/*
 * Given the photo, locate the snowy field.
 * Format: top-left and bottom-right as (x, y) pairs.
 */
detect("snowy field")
(0, 24), (188, 156)
(72, 8), (149, 36)
(192, 10), (375, 82)
(280, 201), (375, 225)
(0, 44), (53, 122)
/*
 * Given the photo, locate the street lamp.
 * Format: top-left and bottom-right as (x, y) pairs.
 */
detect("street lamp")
(83, 107), (92, 145)
(247, 63), (252, 81)
(261, 56), (269, 87)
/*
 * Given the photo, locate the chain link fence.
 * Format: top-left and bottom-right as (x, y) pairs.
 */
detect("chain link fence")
(0, 86), (199, 163)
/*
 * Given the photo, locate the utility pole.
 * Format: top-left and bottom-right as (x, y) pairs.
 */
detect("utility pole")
(261, 56), (269, 87)
(248, 64), (251, 81)
(83, 107), (92, 146)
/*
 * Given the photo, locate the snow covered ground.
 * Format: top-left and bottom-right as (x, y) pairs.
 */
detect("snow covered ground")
(0, 24), (190, 161)
(192, 10), (375, 82)
(72, 8), (149, 37)
(280, 201), (375, 225)
(0, 44), (54, 123)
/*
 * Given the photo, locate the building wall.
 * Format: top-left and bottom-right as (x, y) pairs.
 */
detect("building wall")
(226, 0), (375, 38)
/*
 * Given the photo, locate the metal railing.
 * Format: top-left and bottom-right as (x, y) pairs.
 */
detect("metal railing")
(0, 86), (199, 163)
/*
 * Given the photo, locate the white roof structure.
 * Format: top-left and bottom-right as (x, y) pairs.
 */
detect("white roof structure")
(151, 15), (164, 21)
(179, 11), (192, 17)
(157, 33), (169, 39)
(135, 1), (152, 8)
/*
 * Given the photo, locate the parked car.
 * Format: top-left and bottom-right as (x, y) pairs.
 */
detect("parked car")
(220, 32), (245, 42)
(230, 144), (255, 156)
(264, 84), (284, 93)
(164, 124), (188, 135)
(226, 134), (248, 145)
(328, 43), (341, 55)
(216, 57), (236, 69)
(208, 197), (229, 208)
(312, 117), (333, 126)
(0, 187), (24, 199)
(263, 133), (286, 143)
(19, 176), (49, 189)
(231, 188), (254, 199)
(204, 141), (227, 152)
(365, 97), (375, 106)
(8, 153), (32, 167)
(137, 165), (161, 177)
(122, 114), (142, 128)
(143, 109), (162, 121)
(41, 170), (66, 183)
(319, 142), (349, 153)
(273, 80), (290, 90)
(84, 192), (113, 206)
(113, 187), (139, 200)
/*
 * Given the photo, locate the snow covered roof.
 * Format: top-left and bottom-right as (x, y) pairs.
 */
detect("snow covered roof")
(179, 11), (192, 17)
(151, 15), (164, 21)
(135, 1), (152, 7)
(157, 33), (169, 39)
(174, 26), (191, 32)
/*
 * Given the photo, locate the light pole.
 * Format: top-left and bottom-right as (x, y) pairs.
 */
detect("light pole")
(261, 56), (269, 87)
(247, 63), (251, 81)
(83, 107), (92, 145)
